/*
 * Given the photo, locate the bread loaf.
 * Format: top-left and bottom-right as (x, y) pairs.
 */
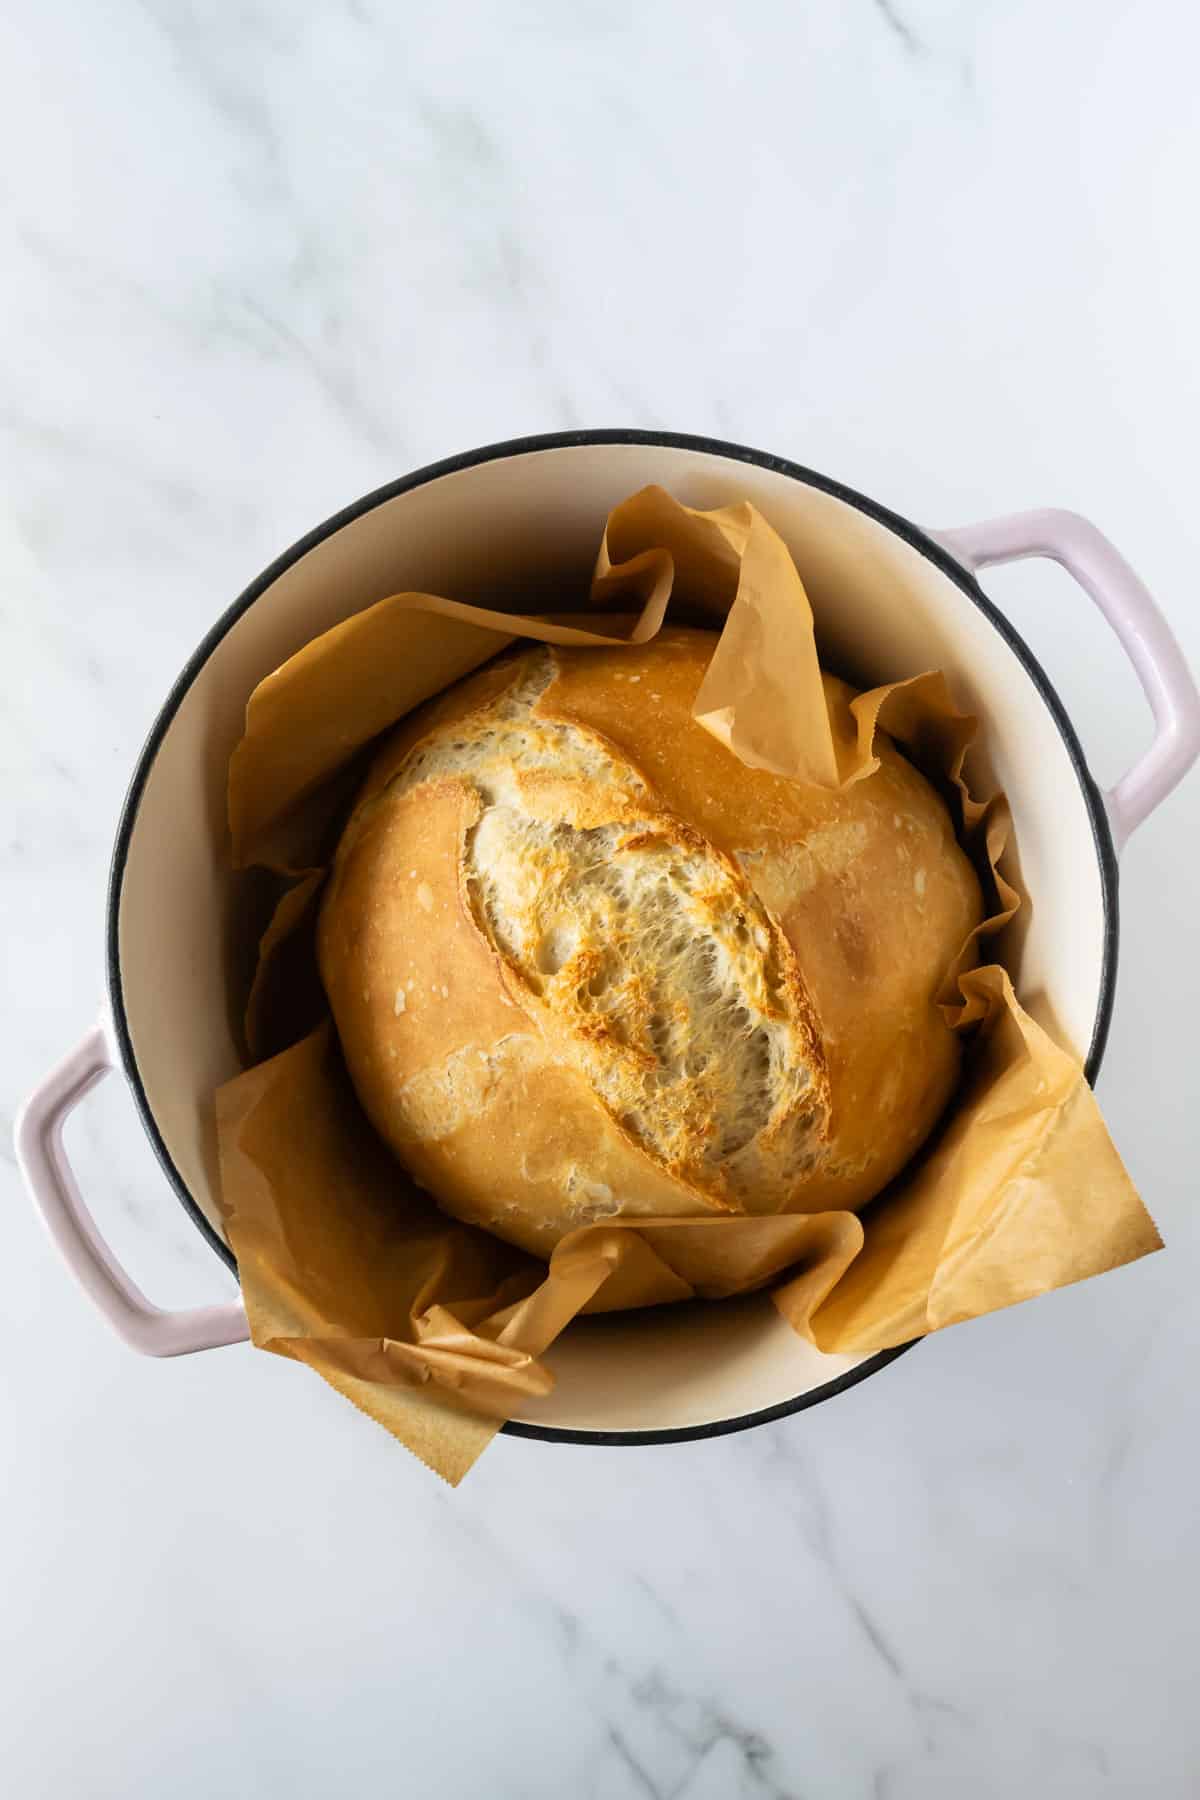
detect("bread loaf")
(317, 629), (982, 1258)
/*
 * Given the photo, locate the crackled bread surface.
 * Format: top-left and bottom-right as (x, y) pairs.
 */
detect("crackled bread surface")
(318, 629), (983, 1258)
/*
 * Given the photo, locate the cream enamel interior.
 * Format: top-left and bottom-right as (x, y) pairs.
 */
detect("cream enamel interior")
(115, 443), (1108, 1434)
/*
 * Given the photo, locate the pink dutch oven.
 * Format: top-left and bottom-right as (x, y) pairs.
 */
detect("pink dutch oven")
(15, 433), (1200, 1444)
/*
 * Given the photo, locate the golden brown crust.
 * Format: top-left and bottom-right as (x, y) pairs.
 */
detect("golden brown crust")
(318, 629), (983, 1256)
(538, 634), (983, 1215)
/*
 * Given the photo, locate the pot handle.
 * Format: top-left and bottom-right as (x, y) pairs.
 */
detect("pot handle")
(14, 1021), (250, 1357)
(935, 509), (1200, 850)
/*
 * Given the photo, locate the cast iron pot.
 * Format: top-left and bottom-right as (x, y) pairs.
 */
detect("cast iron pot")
(16, 432), (1200, 1443)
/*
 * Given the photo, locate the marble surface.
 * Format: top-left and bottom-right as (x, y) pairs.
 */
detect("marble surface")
(4, 2), (1200, 1794)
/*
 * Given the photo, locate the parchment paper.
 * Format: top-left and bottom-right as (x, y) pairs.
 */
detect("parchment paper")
(216, 488), (1161, 1482)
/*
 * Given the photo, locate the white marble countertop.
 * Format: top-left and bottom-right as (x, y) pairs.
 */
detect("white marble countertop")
(5, 3), (1200, 1795)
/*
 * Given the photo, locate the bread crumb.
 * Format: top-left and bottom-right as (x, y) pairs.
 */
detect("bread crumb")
(627, 674), (641, 683)
(416, 882), (434, 911)
(650, 692), (662, 701)
(441, 984), (450, 998)
(914, 868), (926, 897)
(394, 987), (406, 1015)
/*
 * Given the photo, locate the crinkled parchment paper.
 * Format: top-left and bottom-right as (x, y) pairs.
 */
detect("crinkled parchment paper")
(216, 488), (1160, 1483)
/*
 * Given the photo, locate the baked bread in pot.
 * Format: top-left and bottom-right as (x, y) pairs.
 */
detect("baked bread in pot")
(318, 628), (982, 1259)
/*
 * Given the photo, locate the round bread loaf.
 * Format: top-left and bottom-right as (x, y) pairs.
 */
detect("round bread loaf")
(317, 629), (982, 1259)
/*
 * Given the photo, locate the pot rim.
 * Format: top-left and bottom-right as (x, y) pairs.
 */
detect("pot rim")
(105, 428), (1120, 1447)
